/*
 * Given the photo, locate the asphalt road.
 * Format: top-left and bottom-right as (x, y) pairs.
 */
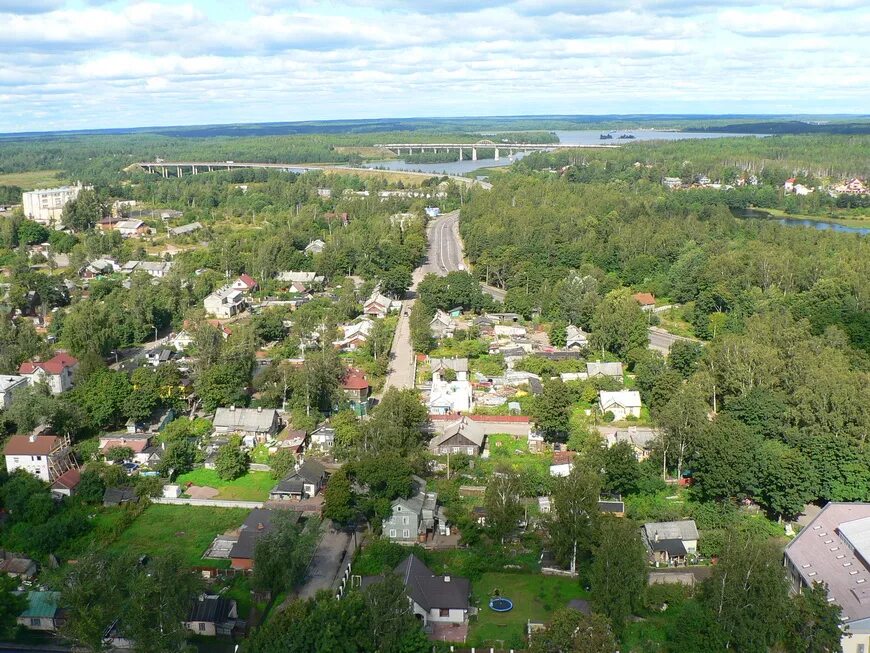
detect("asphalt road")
(648, 326), (698, 354)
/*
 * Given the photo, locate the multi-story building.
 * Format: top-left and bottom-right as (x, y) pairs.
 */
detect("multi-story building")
(203, 286), (246, 319)
(18, 352), (78, 394)
(22, 183), (85, 228)
(0, 375), (28, 409)
(3, 433), (77, 482)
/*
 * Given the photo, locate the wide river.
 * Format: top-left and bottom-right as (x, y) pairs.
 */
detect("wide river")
(360, 129), (758, 175)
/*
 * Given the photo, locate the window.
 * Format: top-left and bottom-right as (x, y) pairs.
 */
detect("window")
(389, 529), (396, 538)
(439, 609), (450, 617)
(36, 456), (42, 461)
(403, 516), (409, 525)
(403, 529), (410, 538)
(30, 618), (40, 627)
(857, 645), (865, 653)
(199, 623), (205, 632)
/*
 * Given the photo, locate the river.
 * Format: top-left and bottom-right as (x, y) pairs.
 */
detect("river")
(731, 208), (869, 235)
(360, 129), (758, 175)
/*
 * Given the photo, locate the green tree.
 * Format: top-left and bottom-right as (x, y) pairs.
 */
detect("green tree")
(380, 266), (412, 298)
(590, 289), (648, 359)
(61, 552), (128, 652)
(0, 576), (26, 639)
(106, 446), (134, 463)
(545, 462), (601, 572)
(532, 379), (577, 442)
(529, 609), (617, 653)
(61, 188), (104, 232)
(785, 582), (844, 653)
(76, 469), (106, 504)
(270, 448), (297, 480)
(17, 220), (49, 246)
(667, 339), (704, 378)
(656, 379), (708, 479)
(214, 435), (249, 481)
(597, 441), (641, 496)
(692, 416), (762, 502)
(484, 466), (522, 544)
(158, 439), (198, 479)
(252, 513), (320, 595)
(756, 440), (817, 522)
(358, 388), (428, 457)
(590, 518), (647, 638)
(323, 467), (355, 525)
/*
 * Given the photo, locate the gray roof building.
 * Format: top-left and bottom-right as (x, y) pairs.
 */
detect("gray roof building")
(362, 554), (470, 612)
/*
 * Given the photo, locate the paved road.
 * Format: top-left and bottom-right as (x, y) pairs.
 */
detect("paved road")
(648, 326), (699, 354)
(297, 526), (353, 600)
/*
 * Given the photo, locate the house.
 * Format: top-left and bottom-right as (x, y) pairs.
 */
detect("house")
(310, 424), (336, 451)
(642, 520), (699, 564)
(633, 292), (656, 311)
(19, 352), (78, 394)
(272, 427), (307, 455)
(601, 425), (659, 461)
(269, 459), (327, 500)
(168, 221), (202, 236)
(231, 274), (258, 293)
(494, 324), (526, 338)
(143, 347), (175, 367)
(276, 271), (324, 287)
(429, 417), (486, 456)
(126, 407), (174, 436)
(213, 406), (280, 445)
(102, 486), (138, 507)
(565, 325), (589, 350)
(599, 390), (642, 421)
(783, 503), (870, 653)
(429, 310), (456, 339)
(99, 434), (152, 465)
(17, 592), (64, 632)
(383, 477), (442, 543)
(549, 451), (574, 477)
(50, 468), (82, 498)
(81, 258), (119, 278)
(361, 555), (471, 627)
(115, 219), (148, 237)
(333, 318), (374, 351)
(430, 357), (469, 383)
(341, 369), (371, 416)
(428, 378), (472, 415)
(120, 261), (173, 278)
(0, 374), (28, 408)
(3, 434), (76, 482)
(663, 177), (682, 189)
(1, 551), (38, 579)
(185, 595), (238, 637)
(304, 239), (326, 255)
(230, 509), (275, 570)
(170, 330), (194, 351)
(363, 290), (401, 318)
(586, 361), (623, 381)
(203, 286), (246, 319)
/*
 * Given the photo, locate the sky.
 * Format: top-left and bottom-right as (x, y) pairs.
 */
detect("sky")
(1, 0), (868, 133)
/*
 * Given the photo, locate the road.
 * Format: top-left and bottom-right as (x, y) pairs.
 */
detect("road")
(648, 326), (699, 354)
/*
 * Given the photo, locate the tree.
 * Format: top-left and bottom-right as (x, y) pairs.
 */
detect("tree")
(252, 513), (320, 595)
(484, 466), (522, 544)
(68, 370), (133, 430)
(362, 573), (427, 653)
(529, 609), (617, 653)
(692, 415), (762, 502)
(77, 469), (106, 504)
(270, 448), (297, 480)
(597, 441), (641, 496)
(590, 289), (649, 359)
(756, 440), (817, 522)
(590, 518), (647, 637)
(532, 379), (577, 442)
(785, 582), (844, 653)
(656, 379), (708, 479)
(17, 220), (49, 246)
(358, 388), (428, 456)
(61, 552), (128, 652)
(105, 446), (134, 463)
(380, 266), (412, 299)
(323, 468), (355, 525)
(0, 576), (26, 639)
(158, 439), (198, 479)
(698, 529), (791, 651)
(214, 435), (249, 481)
(668, 339), (703, 378)
(61, 188), (104, 232)
(122, 555), (201, 653)
(546, 462), (601, 572)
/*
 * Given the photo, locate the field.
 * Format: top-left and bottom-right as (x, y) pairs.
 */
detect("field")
(0, 169), (65, 189)
(469, 572), (590, 648)
(106, 504), (249, 567)
(176, 469), (276, 500)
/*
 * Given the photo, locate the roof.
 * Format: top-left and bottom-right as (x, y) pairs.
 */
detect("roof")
(430, 418), (486, 449)
(4, 435), (59, 456)
(20, 592), (60, 619)
(597, 500), (625, 513)
(600, 390), (642, 409)
(643, 520), (699, 542)
(51, 468), (81, 491)
(342, 369), (370, 390)
(784, 502), (870, 624)
(115, 219), (144, 230)
(213, 407), (278, 433)
(586, 361), (623, 377)
(552, 450), (574, 466)
(187, 595), (235, 623)
(237, 273), (257, 288)
(101, 438), (150, 454)
(168, 221), (202, 235)
(272, 460), (326, 494)
(651, 538), (688, 556)
(430, 357), (469, 374)
(394, 554), (470, 610)
(230, 509), (275, 560)
(633, 292), (656, 306)
(19, 352), (78, 375)
(0, 375), (27, 392)
(103, 486), (138, 505)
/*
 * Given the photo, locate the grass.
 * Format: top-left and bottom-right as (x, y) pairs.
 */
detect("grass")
(176, 469), (276, 501)
(0, 169), (65, 190)
(469, 572), (590, 648)
(763, 206), (870, 228)
(106, 504), (248, 567)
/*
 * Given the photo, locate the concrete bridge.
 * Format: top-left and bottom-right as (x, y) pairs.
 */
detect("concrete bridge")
(133, 161), (316, 178)
(376, 139), (618, 160)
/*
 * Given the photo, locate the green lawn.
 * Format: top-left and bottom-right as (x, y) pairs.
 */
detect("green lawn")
(107, 504), (248, 567)
(0, 169), (65, 190)
(469, 572), (590, 648)
(176, 469), (276, 500)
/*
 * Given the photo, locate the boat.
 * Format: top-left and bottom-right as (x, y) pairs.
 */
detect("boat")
(618, 134), (636, 140)
(599, 133), (613, 140)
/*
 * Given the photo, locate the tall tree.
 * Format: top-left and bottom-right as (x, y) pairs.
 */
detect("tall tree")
(590, 289), (648, 360)
(253, 513), (320, 595)
(656, 378), (708, 479)
(61, 553), (129, 652)
(532, 379), (577, 442)
(590, 518), (647, 638)
(785, 582), (844, 653)
(529, 609), (617, 653)
(484, 466), (523, 544)
(545, 462), (601, 572)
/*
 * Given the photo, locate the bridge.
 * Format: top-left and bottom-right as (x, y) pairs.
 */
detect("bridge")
(376, 139), (618, 160)
(133, 161), (317, 178)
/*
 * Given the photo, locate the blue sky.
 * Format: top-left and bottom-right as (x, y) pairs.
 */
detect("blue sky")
(0, 0), (868, 133)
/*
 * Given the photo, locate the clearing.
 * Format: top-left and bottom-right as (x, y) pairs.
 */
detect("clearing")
(469, 571), (590, 648)
(0, 170), (65, 190)
(176, 469), (276, 501)
(107, 504), (248, 567)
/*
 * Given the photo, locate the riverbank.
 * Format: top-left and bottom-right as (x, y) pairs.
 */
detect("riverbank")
(761, 207), (870, 229)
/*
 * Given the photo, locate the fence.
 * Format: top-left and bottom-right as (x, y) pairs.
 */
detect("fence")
(151, 497), (264, 509)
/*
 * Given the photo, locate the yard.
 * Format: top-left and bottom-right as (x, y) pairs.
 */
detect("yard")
(176, 469), (276, 501)
(107, 504), (249, 568)
(468, 572), (590, 648)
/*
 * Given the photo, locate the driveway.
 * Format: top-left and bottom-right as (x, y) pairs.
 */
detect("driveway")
(297, 526), (352, 600)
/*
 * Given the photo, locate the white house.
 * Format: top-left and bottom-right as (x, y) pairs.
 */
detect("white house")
(428, 358), (472, 415)
(231, 274), (257, 293)
(3, 434), (76, 482)
(18, 352), (78, 394)
(310, 425), (336, 451)
(565, 325), (589, 349)
(120, 261), (173, 278)
(203, 286), (246, 319)
(22, 183), (84, 227)
(115, 219), (147, 237)
(363, 290), (401, 318)
(333, 318), (374, 351)
(0, 375), (28, 409)
(171, 330), (195, 351)
(599, 390), (642, 420)
(304, 239), (326, 255)
(429, 310), (456, 339)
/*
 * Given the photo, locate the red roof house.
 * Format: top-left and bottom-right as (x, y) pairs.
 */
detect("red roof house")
(18, 352), (78, 394)
(51, 468), (82, 497)
(232, 274), (258, 293)
(632, 292), (656, 308)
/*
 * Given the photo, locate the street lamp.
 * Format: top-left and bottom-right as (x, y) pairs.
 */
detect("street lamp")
(147, 324), (158, 343)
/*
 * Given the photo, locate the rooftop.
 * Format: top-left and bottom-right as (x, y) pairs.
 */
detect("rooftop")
(19, 352), (78, 375)
(4, 434), (60, 456)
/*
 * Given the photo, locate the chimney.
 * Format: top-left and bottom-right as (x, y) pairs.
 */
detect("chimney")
(29, 434), (37, 443)
(444, 576), (451, 582)
(257, 406), (262, 413)
(230, 405), (236, 412)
